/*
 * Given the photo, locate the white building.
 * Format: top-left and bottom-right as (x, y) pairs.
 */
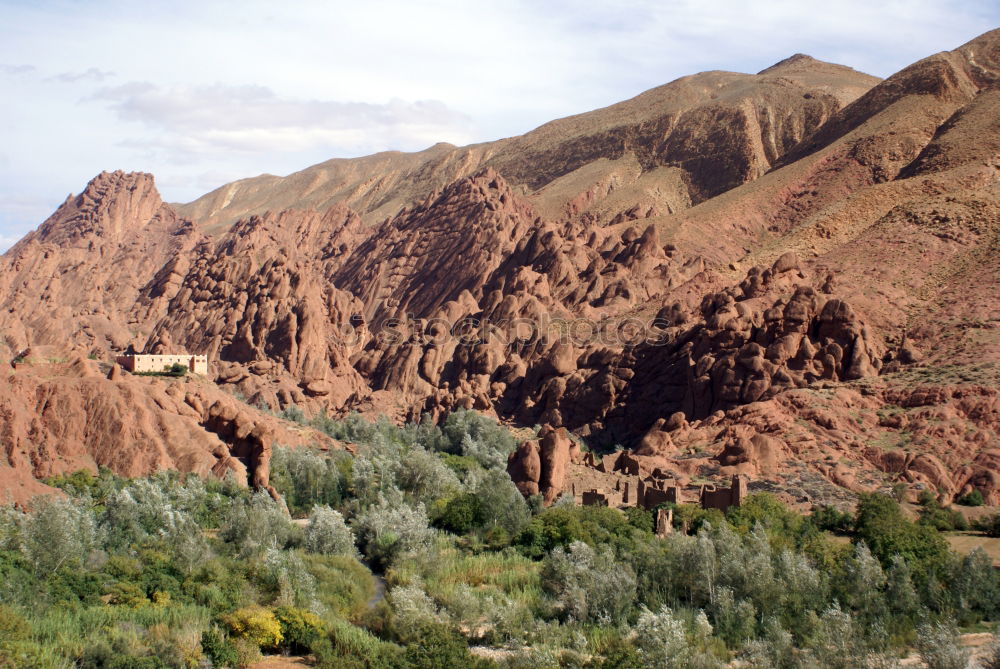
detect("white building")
(115, 354), (208, 375)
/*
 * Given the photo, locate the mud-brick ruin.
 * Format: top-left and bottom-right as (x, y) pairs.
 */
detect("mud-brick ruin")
(507, 424), (749, 518)
(573, 473), (748, 513)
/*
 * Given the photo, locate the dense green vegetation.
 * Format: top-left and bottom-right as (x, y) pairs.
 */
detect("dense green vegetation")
(3, 408), (1000, 668)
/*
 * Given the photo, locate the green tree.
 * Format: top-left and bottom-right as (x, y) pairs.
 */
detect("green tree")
(916, 620), (969, 669)
(853, 493), (950, 577)
(304, 505), (356, 556)
(957, 489), (984, 507)
(540, 540), (637, 623)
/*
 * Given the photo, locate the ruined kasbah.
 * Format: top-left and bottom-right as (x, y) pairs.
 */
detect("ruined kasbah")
(506, 426), (751, 537)
(575, 451), (749, 538)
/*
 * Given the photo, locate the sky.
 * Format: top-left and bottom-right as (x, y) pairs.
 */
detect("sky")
(0, 0), (996, 251)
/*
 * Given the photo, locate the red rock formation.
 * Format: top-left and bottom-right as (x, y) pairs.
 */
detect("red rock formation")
(1, 31), (999, 505)
(0, 358), (336, 505)
(0, 171), (200, 356)
(506, 424), (574, 504)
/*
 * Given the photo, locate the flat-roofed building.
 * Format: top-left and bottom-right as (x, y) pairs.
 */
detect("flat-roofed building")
(116, 354), (208, 375)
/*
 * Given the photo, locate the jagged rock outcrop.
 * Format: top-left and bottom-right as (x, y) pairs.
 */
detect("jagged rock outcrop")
(334, 169), (537, 323)
(0, 359), (336, 505)
(507, 424), (574, 504)
(501, 261), (885, 446)
(0, 171), (200, 355)
(139, 204), (370, 410)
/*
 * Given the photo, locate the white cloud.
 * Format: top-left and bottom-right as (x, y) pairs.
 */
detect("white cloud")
(0, 194), (56, 252)
(87, 81), (474, 164)
(0, 63), (35, 76)
(47, 67), (115, 83)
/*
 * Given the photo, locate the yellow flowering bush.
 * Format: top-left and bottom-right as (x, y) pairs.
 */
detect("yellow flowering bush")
(221, 606), (283, 650)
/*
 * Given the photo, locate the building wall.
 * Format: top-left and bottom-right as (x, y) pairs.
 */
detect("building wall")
(637, 479), (680, 510)
(116, 354), (208, 374)
(699, 475), (749, 513)
(582, 490), (610, 506)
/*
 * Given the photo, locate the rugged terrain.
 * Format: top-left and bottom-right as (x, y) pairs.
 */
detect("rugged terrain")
(1, 29), (998, 506)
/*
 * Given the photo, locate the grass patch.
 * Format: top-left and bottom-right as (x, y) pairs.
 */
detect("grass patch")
(304, 554), (374, 619)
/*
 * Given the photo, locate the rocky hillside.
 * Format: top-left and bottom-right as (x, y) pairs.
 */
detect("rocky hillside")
(2, 29), (998, 506)
(176, 55), (878, 231)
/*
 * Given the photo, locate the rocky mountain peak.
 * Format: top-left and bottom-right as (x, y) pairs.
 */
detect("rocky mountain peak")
(31, 170), (166, 247)
(757, 53), (821, 74)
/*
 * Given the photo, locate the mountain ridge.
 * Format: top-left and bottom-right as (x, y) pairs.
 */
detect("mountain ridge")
(2, 30), (998, 507)
(175, 54), (880, 233)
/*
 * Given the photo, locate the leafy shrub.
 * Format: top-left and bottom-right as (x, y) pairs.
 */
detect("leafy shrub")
(0, 604), (29, 644)
(257, 548), (317, 609)
(853, 493), (950, 576)
(802, 604), (871, 669)
(435, 493), (484, 534)
(623, 506), (653, 534)
(43, 469), (104, 497)
(402, 621), (486, 669)
(438, 453), (480, 478)
(0, 506), (22, 553)
(740, 617), (796, 669)
(353, 497), (435, 568)
(585, 635), (646, 669)
(313, 618), (406, 669)
(274, 605), (324, 652)
(915, 620), (969, 669)
(441, 409), (516, 468)
(303, 553), (374, 617)
(809, 505), (854, 533)
(633, 605), (722, 668)
(200, 626), (239, 668)
(540, 540), (636, 623)
(835, 542), (887, 627)
(21, 495), (100, 574)
(219, 492), (294, 557)
(472, 469), (530, 538)
(304, 505), (356, 556)
(950, 547), (1000, 622)
(514, 505), (637, 557)
(221, 605), (283, 650)
(670, 503), (725, 535)
(132, 363), (188, 378)
(388, 582), (444, 642)
(167, 363), (188, 376)
(917, 493), (968, 532)
(231, 638), (263, 668)
(279, 405), (307, 424)
(395, 447), (460, 506)
(100, 480), (213, 573)
(976, 513), (1000, 537)
(957, 489), (984, 506)
(727, 493), (802, 538)
(269, 447), (348, 514)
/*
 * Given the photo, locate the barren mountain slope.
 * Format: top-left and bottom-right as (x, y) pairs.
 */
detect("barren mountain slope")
(176, 57), (879, 232)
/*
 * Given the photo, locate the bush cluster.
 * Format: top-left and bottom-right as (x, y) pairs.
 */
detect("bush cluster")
(4, 408), (1000, 668)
